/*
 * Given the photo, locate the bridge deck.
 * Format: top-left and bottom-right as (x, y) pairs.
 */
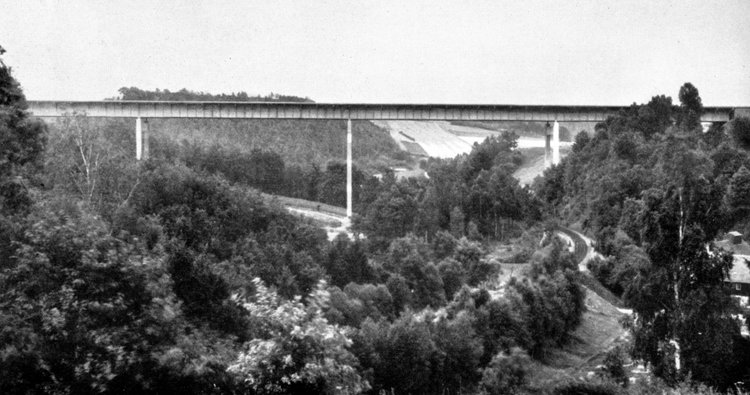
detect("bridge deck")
(26, 100), (738, 123)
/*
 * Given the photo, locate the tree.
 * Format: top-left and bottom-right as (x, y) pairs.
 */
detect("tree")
(318, 161), (365, 208)
(725, 165), (750, 218)
(0, 201), (185, 394)
(481, 348), (531, 395)
(354, 181), (418, 250)
(572, 131), (590, 153)
(627, 179), (740, 387)
(676, 82), (703, 132)
(634, 95), (675, 140)
(438, 258), (467, 301)
(0, 47), (46, 213)
(323, 235), (373, 287)
(353, 313), (439, 395)
(729, 117), (750, 150)
(430, 311), (484, 393)
(229, 279), (367, 395)
(47, 114), (143, 212)
(384, 236), (447, 309)
(449, 206), (465, 238)
(619, 198), (644, 245)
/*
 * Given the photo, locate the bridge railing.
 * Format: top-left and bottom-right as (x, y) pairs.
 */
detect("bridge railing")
(26, 100), (739, 122)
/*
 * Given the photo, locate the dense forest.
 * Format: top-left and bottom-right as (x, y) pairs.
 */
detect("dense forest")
(535, 83), (750, 389)
(2, 44), (750, 394)
(0, 47), (588, 395)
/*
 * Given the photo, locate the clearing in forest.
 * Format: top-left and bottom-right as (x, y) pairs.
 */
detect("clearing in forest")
(372, 120), (474, 158)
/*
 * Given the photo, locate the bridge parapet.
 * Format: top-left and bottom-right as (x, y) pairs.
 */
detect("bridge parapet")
(26, 100), (741, 123)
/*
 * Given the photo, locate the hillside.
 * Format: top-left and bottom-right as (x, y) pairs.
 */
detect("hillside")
(450, 120), (576, 141)
(288, 196), (629, 386)
(513, 145), (573, 186)
(148, 118), (403, 171)
(371, 120), (474, 158)
(112, 87), (404, 172)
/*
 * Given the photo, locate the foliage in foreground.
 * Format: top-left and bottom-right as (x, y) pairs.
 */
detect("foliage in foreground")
(229, 279), (367, 395)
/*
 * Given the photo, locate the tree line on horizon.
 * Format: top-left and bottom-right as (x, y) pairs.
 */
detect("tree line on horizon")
(111, 86), (314, 103)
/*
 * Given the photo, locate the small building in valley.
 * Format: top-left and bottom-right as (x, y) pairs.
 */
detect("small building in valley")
(727, 231), (744, 245)
(728, 255), (750, 298)
(728, 255), (750, 337)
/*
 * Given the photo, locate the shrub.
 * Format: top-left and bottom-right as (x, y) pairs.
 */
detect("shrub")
(599, 346), (628, 387)
(229, 279), (367, 395)
(553, 380), (624, 395)
(481, 348), (531, 395)
(353, 313), (439, 395)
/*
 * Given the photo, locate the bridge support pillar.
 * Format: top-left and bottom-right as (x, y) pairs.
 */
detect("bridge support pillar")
(135, 117), (150, 160)
(136, 117), (142, 160)
(544, 122), (552, 168)
(552, 121), (560, 165)
(347, 119), (353, 218)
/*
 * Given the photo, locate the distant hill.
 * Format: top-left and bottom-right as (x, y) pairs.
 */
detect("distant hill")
(147, 118), (403, 171)
(108, 87), (403, 171)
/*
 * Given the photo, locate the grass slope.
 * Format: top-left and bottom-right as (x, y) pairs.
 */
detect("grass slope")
(526, 288), (629, 390)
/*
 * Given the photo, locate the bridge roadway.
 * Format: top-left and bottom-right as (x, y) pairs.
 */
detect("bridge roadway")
(26, 100), (741, 122)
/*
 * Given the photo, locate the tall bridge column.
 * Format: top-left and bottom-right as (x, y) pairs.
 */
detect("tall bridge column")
(544, 122), (552, 168)
(544, 121), (561, 168)
(136, 117), (142, 160)
(347, 119), (353, 218)
(135, 117), (150, 160)
(552, 121), (560, 165)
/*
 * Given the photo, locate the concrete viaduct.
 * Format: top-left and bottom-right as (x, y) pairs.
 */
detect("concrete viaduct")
(26, 100), (750, 217)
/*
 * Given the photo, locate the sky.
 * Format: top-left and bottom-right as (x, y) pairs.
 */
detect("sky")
(1, 0), (749, 106)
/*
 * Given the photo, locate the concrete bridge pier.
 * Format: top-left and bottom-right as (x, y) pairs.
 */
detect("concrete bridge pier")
(544, 122), (552, 168)
(552, 121), (560, 165)
(135, 117), (150, 160)
(347, 119), (353, 218)
(544, 121), (561, 169)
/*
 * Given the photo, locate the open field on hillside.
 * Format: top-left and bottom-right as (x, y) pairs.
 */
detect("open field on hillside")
(526, 288), (630, 389)
(487, 233), (629, 387)
(372, 120), (474, 158)
(450, 120), (581, 141)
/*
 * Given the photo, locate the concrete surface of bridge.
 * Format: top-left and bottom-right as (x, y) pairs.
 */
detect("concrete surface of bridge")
(27, 100), (742, 122)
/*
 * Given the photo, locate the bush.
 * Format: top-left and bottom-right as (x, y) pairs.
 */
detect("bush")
(353, 313), (439, 395)
(481, 348), (531, 395)
(553, 380), (624, 395)
(599, 346), (628, 387)
(229, 279), (367, 395)
(438, 258), (468, 301)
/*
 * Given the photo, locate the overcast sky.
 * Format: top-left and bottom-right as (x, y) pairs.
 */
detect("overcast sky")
(1, 0), (748, 106)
